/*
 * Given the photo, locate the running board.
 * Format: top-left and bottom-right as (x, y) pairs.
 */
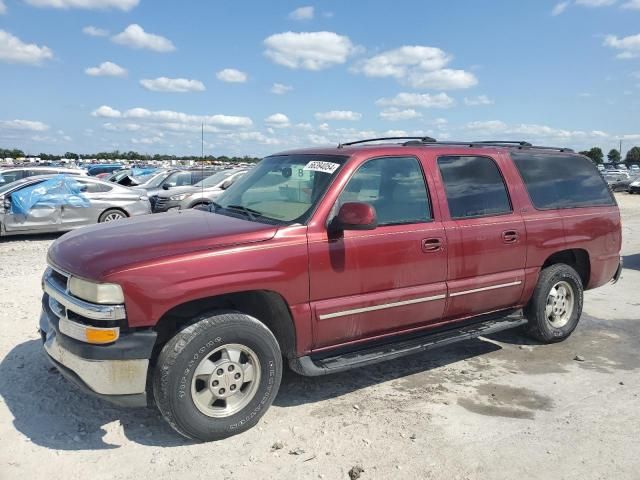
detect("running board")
(289, 313), (527, 376)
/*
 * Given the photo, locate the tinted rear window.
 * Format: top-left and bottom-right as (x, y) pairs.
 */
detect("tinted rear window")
(511, 152), (615, 209)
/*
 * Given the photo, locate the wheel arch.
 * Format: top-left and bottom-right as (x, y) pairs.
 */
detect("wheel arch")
(153, 289), (297, 359)
(541, 248), (590, 287)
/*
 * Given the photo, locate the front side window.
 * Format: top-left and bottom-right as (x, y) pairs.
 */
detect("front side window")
(511, 152), (615, 209)
(335, 156), (431, 226)
(438, 156), (512, 219)
(164, 171), (191, 187)
(217, 155), (347, 224)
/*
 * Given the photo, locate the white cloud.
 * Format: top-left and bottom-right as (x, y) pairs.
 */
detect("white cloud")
(0, 30), (53, 65)
(83, 25), (109, 37)
(132, 136), (164, 145)
(85, 61), (127, 77)
(264, 31), (357, 70)
(357, 46), (450, 78)
(103, 122), (141, 131)
(0, 119), (49, 131)
(408, 69), (478, 90)
(121, 107), (253, 128)
(271, 82), (293, 94)
(216, 68), (247, 83)
(140, 77), (205, 92)
(92, 105), (122, 118)
(289, 6), (314, 20)
(314, 110), (362, 121)
(575, 0), (616, 6)
(355, 45), (476, 90)
(551, 1), (570, 15)
(376, 92), (455, 109)
(379, 108), (422, 121)
(0, 1), (6, 14)
(622, 0), (640, 8)
(265, 113), (290, 127)
(25, 0), (138, 9)
(112, 24), (175, 53)
(464, 95), (494, 106)
(604, 33), (640, 58)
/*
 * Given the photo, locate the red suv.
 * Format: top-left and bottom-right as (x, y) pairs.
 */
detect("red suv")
(40, 138), (622, 441)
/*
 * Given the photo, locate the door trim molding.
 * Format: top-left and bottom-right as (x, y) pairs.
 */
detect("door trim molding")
(318, 294), (446, 320)
(449, 280), (522, 298)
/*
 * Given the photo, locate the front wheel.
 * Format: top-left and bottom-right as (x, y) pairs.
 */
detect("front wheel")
(524, 264), (584, 343)
(98, 209), (127, 223)
(153, 311), (282, 441)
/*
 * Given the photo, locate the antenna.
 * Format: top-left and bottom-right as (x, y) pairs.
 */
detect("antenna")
(201, 123), (205, 200)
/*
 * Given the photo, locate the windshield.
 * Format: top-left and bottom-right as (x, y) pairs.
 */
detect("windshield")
(216, 155), (347, 224)
(195, 170), (234, 188)
(139, 171), (170, 188)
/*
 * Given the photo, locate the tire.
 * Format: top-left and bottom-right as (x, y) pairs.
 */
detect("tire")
(98, 209), (127, 223)
(153, 311), (282, 442)
(524, 263), (584, 343)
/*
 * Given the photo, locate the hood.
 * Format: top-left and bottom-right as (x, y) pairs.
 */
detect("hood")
(156, 185), (198, 198)
(48, 210), (278, 280)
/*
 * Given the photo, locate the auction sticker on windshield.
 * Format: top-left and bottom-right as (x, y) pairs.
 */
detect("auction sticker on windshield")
(303, 161), (341, 174)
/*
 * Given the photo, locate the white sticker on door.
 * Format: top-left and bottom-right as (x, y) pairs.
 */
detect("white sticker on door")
(303, 161), (341, 174)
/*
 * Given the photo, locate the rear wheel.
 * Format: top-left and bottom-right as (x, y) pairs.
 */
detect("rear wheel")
(153, 311), (282, 442)
(98, 209), (126, 223)
(524, 264), (583, 343)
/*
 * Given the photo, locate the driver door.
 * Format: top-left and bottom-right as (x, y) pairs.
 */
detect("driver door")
(307, 156), (448, 350)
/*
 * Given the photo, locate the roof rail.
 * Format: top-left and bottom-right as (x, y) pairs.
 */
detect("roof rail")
(338, 136), (437, 148)
(336, 137), (574, 153)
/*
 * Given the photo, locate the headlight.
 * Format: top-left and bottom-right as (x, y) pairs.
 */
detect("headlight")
(68, 277), (124, 304)
(631, 181), (640, 187)
(170, 193), (189, 201)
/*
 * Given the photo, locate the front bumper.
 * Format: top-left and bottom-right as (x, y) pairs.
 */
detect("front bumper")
(40, 267), (157, 407)
(629, 185), (640, 194)
(128, 198), (152, 217)
(152, 197), (181, 213)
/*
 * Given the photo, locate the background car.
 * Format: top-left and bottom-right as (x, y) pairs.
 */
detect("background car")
(0, 175), (150, 236)
(152, 168), (248, 212)
(137, 168), (220, 209)
(610, 174), (640, 192)
(0, 166), (86, 187)
(86, 164), (124, 176)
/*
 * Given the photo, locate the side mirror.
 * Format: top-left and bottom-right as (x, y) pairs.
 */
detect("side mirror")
(162, 184), (170, 190)
(79, 185), (88, 193)
(2, 197), (10, 211)
(332, 202), (377, 231)
(220, 179), (233, 190)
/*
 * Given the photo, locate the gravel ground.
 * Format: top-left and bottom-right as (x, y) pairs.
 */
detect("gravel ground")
(0, 194), (638, 480)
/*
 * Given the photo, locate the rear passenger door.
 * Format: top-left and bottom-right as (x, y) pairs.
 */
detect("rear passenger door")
(435, 154), (526, 319)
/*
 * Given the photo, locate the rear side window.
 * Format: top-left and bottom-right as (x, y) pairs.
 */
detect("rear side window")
(437, 156), (512, 219)
(511, 153), (615, 209)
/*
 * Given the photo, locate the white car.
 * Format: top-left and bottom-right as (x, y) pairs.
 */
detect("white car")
(0, 166), (86, 187)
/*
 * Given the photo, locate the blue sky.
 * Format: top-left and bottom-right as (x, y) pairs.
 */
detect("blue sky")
(0, 0), (639, 157)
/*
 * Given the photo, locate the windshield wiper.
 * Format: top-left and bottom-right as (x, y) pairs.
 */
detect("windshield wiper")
(226, 204), (263, 221)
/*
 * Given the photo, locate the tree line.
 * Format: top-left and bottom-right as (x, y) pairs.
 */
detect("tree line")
(579, 146), (640, 165)
(0, 148), (261, 164)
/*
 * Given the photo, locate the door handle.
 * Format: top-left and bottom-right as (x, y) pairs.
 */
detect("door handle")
(422, 238), (443, 252)
(501, 230), (519, 243)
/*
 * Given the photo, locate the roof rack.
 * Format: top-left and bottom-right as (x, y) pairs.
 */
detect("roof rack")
(336, 137), (574, 153)
(338, 136), (437, 148)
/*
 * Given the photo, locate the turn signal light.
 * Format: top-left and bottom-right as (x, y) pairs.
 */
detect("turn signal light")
(85, 328), (119, 344)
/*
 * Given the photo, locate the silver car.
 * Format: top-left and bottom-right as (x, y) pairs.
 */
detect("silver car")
(0, 166), (86, 187)
(0, 175), (151, 236)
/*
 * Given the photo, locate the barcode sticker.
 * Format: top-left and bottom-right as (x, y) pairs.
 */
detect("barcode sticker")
(303, 161), (341, 174)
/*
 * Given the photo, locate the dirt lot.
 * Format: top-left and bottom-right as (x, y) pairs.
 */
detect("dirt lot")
(0, 194), (638, 480)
